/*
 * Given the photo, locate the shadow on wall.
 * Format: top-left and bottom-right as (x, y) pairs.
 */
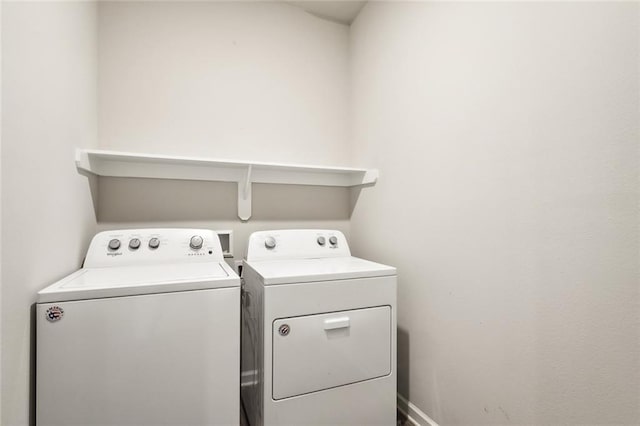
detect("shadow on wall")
(97, 177), (352, 222)
(30, 305), (36, 426)
(398, 327), (410, 400)
(78, 169), (99, 220)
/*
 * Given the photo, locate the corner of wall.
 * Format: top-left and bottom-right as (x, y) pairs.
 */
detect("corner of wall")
(0, 0), (4, 420)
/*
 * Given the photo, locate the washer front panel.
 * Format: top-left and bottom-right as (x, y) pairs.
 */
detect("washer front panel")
(37, 287), (240, 426)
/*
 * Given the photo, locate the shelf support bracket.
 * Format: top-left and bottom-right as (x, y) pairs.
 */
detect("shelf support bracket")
(238, 165), (252, 221)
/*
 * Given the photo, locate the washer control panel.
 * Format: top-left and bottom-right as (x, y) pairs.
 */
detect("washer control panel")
(246, 229), (350, 262)
(85, 228), (224, 268)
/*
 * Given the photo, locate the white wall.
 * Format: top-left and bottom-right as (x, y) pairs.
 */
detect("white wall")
(98, 1), (350, 166)
(1, 2), (98, 425)
(350, 2), (639, 425)
(96, 1), (353, 257)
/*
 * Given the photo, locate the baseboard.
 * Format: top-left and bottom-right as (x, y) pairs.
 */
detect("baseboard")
(397, 394), (439, 426)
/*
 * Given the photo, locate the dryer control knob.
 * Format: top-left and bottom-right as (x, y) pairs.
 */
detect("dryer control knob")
(129, 238), (141, 250)
(190, 235), (204, 250)
(317, 236), (326, 246)
(265, 237), (276, 249)
(108, 239), (121, 251)
(148, 238), (160, 249)
(329, 236), (338, 246)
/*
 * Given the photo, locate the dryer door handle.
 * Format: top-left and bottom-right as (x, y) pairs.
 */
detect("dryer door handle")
(323, 316), (350, 330)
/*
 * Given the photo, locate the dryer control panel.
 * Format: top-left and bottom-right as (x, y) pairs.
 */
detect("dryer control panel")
(84, 228), (224, 267)
(246, 229), (351, 262)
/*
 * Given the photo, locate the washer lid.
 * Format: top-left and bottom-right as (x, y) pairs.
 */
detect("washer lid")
(37, 262), (239, 303)
(245, 256), (396, 285)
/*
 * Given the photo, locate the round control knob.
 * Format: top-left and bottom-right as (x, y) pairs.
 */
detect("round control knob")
(264, 236), (276, 249)
(329, 236), (338, 246)
(148, 238), (160, 249)
(190, 235), (204, 250)
(317, 236), (326, 246)
(108, 239), (121, 251)
(129, 238), (141, 250)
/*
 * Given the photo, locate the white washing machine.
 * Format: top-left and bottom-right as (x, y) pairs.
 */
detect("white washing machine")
(36, 228), (240, 426)
(241, 229), (397, 426)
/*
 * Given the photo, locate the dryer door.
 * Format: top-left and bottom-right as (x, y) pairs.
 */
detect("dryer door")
(272, 305), (391, 400)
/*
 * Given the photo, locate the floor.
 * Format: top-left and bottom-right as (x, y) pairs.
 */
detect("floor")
(240, 407), (248, 426)
(397, 412), (412, 426)
(240, 404), (411, 425)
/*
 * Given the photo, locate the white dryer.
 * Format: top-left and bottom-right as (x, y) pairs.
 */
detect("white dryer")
(37, 228), (240, 426)
(241, 229), (397, 426)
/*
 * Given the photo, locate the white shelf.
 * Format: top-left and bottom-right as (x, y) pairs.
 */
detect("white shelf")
(76, 149), (378, 221)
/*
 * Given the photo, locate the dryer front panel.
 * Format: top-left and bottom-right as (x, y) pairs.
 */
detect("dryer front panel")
(272, 305), (391, 400)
